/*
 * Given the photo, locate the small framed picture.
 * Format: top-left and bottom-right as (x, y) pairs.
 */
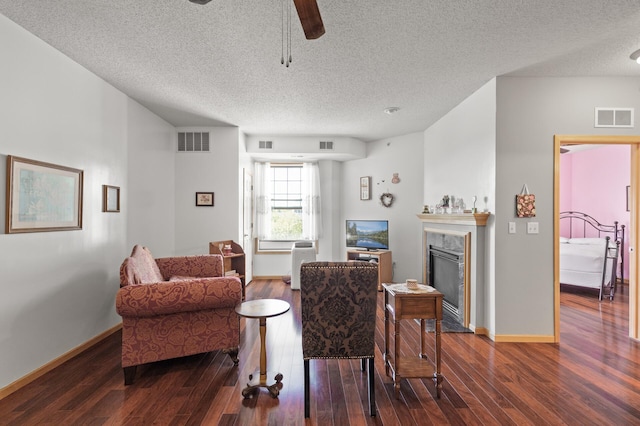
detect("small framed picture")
(103, 185), (120, 212)
(360, 176), (371, 200)
(196, 192), (214, 206)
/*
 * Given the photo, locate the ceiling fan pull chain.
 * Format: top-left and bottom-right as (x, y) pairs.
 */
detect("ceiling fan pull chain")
(288, 0), (292, 65)
(281, 0), (285, 64)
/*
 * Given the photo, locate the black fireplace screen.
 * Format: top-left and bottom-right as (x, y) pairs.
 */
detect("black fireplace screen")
(429, 246), (463, 313)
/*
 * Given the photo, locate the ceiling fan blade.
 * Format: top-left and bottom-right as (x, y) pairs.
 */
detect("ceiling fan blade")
(188, 0), (213, 4)
(293, 0), (325, 39)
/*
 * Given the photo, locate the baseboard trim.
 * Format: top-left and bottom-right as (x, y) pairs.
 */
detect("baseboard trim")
(252, 275), (287, 281)
(493, 334), (555, 343)
(473, 327), (489, 336)
(0, 323), (122, 400)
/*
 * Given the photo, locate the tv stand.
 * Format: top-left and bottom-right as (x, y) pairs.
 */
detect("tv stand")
(347, 249), (392, 291)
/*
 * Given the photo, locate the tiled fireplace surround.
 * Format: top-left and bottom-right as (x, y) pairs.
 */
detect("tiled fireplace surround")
(418, 213), (489, 332)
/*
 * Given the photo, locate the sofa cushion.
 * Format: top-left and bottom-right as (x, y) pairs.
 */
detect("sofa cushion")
(123, 245), (164, 284)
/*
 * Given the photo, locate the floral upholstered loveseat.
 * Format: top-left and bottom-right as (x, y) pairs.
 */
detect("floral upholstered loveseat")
(115, 245), (242, 384)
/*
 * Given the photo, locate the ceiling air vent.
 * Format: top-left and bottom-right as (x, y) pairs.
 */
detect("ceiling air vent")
(259, 140), (273, 149)
(178, 132), (210, 152)
(595, 108), (634, 128)
(319, 141), (334, 150)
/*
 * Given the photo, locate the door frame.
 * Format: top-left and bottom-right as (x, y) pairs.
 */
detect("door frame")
(242, 168), (253, 284)
(554, 135), (640, 342)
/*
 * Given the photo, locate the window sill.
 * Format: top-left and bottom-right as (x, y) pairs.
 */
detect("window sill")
(255, 239), (317, 254)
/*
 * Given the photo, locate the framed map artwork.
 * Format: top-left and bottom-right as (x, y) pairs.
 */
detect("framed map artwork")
(6, 155), (83, 233)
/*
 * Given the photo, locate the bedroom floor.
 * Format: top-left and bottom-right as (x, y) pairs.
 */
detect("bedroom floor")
(561, 282), (630, 338)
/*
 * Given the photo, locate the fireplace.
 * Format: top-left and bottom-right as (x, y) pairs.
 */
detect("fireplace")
(419, 212), (489, 333)
(429, 246), (464, 323)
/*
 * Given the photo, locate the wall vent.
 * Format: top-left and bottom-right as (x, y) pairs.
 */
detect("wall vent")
(259, 140), (273, 149)
(594, 108), (634, 128)
(319, 141), (334, 150)
(178, 132), (210, 152)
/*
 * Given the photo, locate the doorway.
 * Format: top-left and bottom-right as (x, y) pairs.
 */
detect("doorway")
(554, 135), (640, 342)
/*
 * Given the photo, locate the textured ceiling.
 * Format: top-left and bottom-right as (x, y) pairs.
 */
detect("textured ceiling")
(1, 0), (640, 141)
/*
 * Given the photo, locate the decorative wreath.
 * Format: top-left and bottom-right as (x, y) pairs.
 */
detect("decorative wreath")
(380, 192), (394, 208)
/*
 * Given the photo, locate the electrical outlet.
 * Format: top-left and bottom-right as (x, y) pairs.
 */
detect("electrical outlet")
(508, 222), (516, 234)
(527, 222), (539, 234)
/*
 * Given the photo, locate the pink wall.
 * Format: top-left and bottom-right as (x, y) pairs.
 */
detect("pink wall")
(560, 145), (630, 279)
(559, 153), (573, 237)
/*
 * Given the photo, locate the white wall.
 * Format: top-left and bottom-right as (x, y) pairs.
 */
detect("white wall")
(424, 79), (497, 333)
(494, 76), (640, 337)
(341, 132), (425, 282)
(174, 127), (241, 256)
(321, 160), (344, 262)
(0, 14), (153, 388)
(127, 101), (176, 257)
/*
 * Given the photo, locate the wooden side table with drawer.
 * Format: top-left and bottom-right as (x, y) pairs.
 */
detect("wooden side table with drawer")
(383, 282), (444, 399)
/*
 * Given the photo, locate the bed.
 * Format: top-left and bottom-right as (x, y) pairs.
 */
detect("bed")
(559, 211), (624, 300)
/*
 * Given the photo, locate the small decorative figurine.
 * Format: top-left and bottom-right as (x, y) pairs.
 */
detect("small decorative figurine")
(392, 173), (400, 184)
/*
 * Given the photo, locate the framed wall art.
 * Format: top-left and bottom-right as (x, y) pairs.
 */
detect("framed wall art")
(627, 185), (631, 212)
(196, 192), (214, 206)
(360, 176), (371, 200)
(103, 185), (120, 212)
(6, 155), (83, 233)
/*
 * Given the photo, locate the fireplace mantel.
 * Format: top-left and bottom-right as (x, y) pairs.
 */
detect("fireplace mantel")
(417, 212), (490, 226)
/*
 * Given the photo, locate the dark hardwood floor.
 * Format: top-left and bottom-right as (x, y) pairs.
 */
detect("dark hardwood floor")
(1, 280), (639, 425)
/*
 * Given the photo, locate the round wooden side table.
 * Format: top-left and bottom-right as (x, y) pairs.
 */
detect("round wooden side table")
(235, 298), (290, 398)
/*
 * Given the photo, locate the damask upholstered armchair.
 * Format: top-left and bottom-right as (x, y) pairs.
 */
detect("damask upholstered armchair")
(300, 261), (378, 417)
(116, 245), (242, 385)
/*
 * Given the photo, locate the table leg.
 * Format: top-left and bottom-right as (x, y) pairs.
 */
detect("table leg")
(384, 293), (390, 377)
(393, 317), (401, 399)
(434, 317), (442, 398)
(419, 319), (427, 359)
(241, 316), (284, 399)
(259, 317), (267, 383)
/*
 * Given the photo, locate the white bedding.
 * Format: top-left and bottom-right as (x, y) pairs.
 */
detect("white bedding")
(560, 238), (614, 289)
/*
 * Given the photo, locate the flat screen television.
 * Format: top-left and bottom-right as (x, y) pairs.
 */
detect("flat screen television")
(346, 220), (389, 251)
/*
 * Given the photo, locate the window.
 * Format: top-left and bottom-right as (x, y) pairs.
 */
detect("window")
(254, 162), (322, 251)
(270, 164), (303, 240)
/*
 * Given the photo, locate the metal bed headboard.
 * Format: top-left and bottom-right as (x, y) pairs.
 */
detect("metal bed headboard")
(559, 211), (622, 240)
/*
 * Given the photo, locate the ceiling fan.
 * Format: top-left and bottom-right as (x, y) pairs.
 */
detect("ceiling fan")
(188, 0), (325, 39)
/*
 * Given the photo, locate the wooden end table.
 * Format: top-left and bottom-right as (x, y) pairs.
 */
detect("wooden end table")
(235, 298), (290, 398)
(383, 283), (444, 399)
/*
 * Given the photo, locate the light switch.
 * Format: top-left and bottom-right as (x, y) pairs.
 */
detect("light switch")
(527, 222), (539, 234)
(508, 222), (516, 234)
